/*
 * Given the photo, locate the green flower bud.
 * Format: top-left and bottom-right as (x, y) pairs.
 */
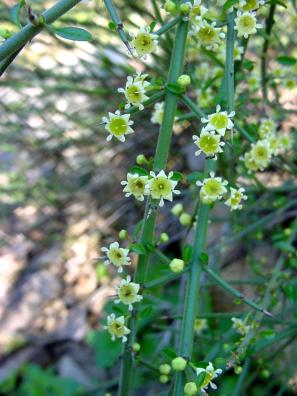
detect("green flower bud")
(132, 342), (141, 352)
(160, 232), (169, 243)
(180, 3), (191, 15)
(136, 154), (147, 165)
(159, 363), (171, 375)
(234, 366), (242, 375)
(179, 213), (192, 226)
(177, 74), (191, 87)
(164, 0), (176, 12)
(171, 203), (183, 216)
(119, 229), (128, 240)
(169, 258), (185, 273)
(171, 356), (187, 371)
(184, 382), (198, 395)
(159, 375), (169, 383)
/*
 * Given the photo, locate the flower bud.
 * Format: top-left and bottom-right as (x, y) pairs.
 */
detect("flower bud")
(164, 0), (176, 12)
(119, 229), (128, 240)
(160, 232), (169, 243)
(132, 342), (141, 352)
(169, 258), (185, 273)
(180, 2), (191, 15)
(136, 154), (147, 165)
(171, 356), (187, 371)
(177, 74), (191, 87)
(171, 203), (183, 216)
(234, 366), (242, 375)
(159, 375), (169, 383)
(184, 382), (198, 396)
(159, 363), (171, 375)
(179, 213), (192, 226)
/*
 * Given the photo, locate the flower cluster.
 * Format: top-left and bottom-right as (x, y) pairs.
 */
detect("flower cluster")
(121, 170), (180, 207)
(232, 317), (251, 336)
(242, 118), (293, 172)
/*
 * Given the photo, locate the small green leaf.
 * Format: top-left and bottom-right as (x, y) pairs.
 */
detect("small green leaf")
(129, 242), (147, 255)
(182, 244), (193, 262)
(187, 171), (204, 184)
(52, 26), (92, 41)
(196, 371), (206, 387)
(161, 348), (177, 360)
(133, 220), (143, 239)
(223, 0), (239, 13)
(167, 83), (184, 95)
(171, 171), (183, 181)
(273, 240), (295, 253)
(150, 20), (157, 32)
(108, 21), (117, 31)
(276, 56), (296, 66)
(129, 166), (149, 176)
(259, 329), (276, 339)
(200, 252), (209, 265)
(145, 242), (155, 252)
(10, 2), (23, 28)
(86, 330), (122, 368)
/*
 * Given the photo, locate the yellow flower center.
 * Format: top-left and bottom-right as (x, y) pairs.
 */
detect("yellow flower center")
(134, 33), (154, 54)
(109, 117), (128, 136)
(204, 179), (222, 196)
(210, 114), (228, 130)
(199, 135), (219, 154)
(201, 371), (213, 388)
(239, 15), (255, 32)
(192, 5), (202, 17)
(150, 177), (172, 199)
(108, 248), (125, 265)
(130, 178), (145, 194)
(254, 147), (268, 160)
(127, 84), (142, 103)
(197, 26), (216, 44)
(119, 285), (136, 304)
(109, 321), (125, 337)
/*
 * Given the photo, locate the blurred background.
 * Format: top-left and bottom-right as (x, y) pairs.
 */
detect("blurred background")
(0, 0), (297, 395)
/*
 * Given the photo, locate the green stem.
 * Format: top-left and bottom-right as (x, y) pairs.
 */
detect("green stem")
(155, 16), (181, 36)
(231, 359), (250, 396)
(0, 0), (83, 62)
(203, 266), (272, 316)
(103, 0), (134, 55)
(173, 159), (216, 395)
(118, 16), (190, 396)
(261, 4), (276, 102)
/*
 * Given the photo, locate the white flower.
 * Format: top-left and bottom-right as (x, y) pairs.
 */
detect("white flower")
(118, 73), (150, 110)
(231, 317), (250, 336)
(191, 19), (225, 51)
(130, 26), (159, 59)
(194, 318), (208, 333)
(259, 118), (276, 138)
(104, 314), (130, 342)
(250, 140), (272, 170)
(193, 128), (225, 159)
(115, 275), (143, 311)
(190, 0), (208, 22)
(151, 102), (164, 125)
(196, 362), (222, 394)
(225, 187), (247, 211)
(102, 110), (134, 142)
(101, 242), (131, 273)
(201, 105), (235, 136)
(121, 173), (149, 201)
(196, 172), (228, 204)
(146, 170), (180, 207)
(235, 11), (262, 39)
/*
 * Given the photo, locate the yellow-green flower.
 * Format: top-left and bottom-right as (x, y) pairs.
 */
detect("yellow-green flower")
(151, 102), (164, 125)
(146, 170), (180, 207)
(190, 0), (208, 22)
(231, 317), (250, 336)
(101, 242), (131, 273)
(259, 118), (276, 138)
(118, 73), (150, 110)
(235, 11), (262, 38)
(196, 362), (222, 394)
(193, 128), (225, 159)
(104, 314), (130, 342)
(102, 110), (134, 142)
(278, 134), (293, 151)
(115, 275), (143, 311)
(267, 134), (280, 155)
(191, 19), (225, 50)
(243, 151), (260, 172)
(250, 140), (272, 170)
(194, 318), (208, 333)
(121, 173), (148, 201)
(201, 105), (235, 136)
(225, 187), (247, 211)
(131, 26), (158, 59)
(197, 172), (228, 204)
